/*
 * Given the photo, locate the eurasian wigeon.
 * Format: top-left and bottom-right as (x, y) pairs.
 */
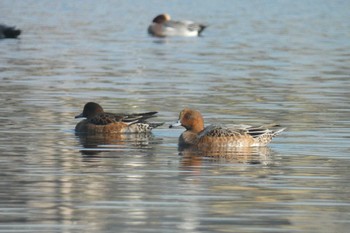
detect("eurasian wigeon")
(169, 108), (285, 148)
(0, 24), (21, 39)
(148, 14), (207, 37)
(75, 102), (163, 134)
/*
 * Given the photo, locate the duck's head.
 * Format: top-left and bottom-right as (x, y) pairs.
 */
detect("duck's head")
(75, 102), (104, 119)
(152, 14), (171, 24)
(169, 108), (204, 133)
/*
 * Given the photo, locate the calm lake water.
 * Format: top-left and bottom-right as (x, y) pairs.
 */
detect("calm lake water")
(1, 0), (350, 232)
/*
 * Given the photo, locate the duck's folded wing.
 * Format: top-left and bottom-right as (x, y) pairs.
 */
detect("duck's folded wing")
(200, 124), (285, 138)
(198, 124), (247, 138)
(226, 124), (285, 138)
(164, 20), (187, 28)
(85, 111), (158, 126)
(165, 20), (202, 32)
(88, 113), (125, 125)
(121, 112), (158, 123)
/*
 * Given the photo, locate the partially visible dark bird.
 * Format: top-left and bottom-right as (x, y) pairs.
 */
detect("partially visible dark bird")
(0, 24), (21, 39)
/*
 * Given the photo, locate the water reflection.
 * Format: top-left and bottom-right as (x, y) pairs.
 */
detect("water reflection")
(76, 132), (155, 156)
(179, 145), (274, 167)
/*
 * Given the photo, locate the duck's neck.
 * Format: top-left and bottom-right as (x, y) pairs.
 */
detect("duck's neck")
(190, 120), (204, 133)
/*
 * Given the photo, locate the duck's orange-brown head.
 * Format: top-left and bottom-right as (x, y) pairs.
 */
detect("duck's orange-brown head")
(152, 14), (171, 24)
(75, 102), (104, 119)
(170, 108), (204, 133)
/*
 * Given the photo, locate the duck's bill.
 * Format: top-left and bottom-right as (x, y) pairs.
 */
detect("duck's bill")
(169, 120), (181, 128)
(75, 113), (83, 118)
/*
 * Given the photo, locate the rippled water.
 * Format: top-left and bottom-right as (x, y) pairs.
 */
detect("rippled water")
(1, 0), (350, 232)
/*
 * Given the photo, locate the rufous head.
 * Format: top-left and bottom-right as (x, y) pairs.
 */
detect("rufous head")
(170, 108), (204, 133)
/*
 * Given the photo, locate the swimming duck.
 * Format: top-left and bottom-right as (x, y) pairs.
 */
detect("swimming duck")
(0, 24), (21, 39)
(148, 14), (206, 37)
(170, 108), (285, 148)
(75, 102), (163, 134)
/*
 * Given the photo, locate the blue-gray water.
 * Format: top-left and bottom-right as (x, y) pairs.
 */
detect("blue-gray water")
(1, 0), (350, 232)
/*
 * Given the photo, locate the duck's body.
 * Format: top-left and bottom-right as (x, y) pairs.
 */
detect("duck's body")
(170, 108), (285, 148)
(0, 24), (21, 39)
(75, 102), (162, 134)
(148, 14), (206, 37)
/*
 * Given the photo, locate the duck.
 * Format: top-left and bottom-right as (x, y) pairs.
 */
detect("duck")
(169, 108), (285, 148)
(75, 102), (163, 134)
(148, 14), (206, 37)
(0, 24), (21, 39)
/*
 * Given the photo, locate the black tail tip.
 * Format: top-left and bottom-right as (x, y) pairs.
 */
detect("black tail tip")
(198, 25), (207, 36)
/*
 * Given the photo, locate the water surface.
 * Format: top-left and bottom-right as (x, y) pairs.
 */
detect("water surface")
(1, 0), (350, 232)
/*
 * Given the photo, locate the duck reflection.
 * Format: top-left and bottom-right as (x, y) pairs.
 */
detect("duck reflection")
(179, 145), (273, 167)
(75, 132), (155, 156)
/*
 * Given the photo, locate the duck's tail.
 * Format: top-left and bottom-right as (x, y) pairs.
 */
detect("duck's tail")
(133, 111), (159, 121)
(148, 122), (164, 129)
(246, 124), (285, 146)
(198, 24), (207, 36)
(272, 127), (286, 136)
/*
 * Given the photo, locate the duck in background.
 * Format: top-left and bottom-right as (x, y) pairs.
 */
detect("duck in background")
(148, 14), (206, 37)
